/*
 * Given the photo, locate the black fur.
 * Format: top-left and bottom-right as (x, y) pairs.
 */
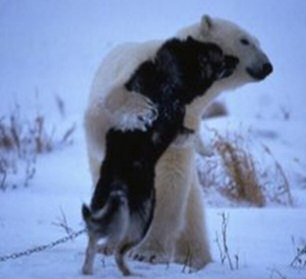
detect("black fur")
(126, 37), (239, 104)
(83, 37), (239, 275)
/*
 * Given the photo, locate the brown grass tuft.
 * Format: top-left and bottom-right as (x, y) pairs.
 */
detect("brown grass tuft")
(197, 127), (292, 207)
(213, 131), (265, 207)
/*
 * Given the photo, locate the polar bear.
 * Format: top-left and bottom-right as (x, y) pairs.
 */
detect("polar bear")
(84, 15), (273, 270)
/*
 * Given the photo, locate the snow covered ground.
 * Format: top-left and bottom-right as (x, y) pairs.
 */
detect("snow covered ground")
(0, 119), (305, 279)
(1, 1), (306, 279)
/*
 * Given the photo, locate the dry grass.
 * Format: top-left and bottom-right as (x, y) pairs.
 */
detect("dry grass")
(290, 237), (306, 268)
(197, 128), (293, 207)
(213, 130), (265, 206)
(0, 99), (75, 190)
(261, 144), (293, 205)
(268, 268), (288, 279)
(290, 244), (306, 268)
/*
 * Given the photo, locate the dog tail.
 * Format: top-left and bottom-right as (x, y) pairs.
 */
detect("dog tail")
(82, 183), (129, 240)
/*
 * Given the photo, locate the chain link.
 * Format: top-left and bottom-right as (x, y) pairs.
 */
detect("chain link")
(0, 228), (87, 263)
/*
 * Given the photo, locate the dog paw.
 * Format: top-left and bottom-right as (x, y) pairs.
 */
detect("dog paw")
(114, 94), (158, 132)
(97, 243), (114, 256)
(82, 265), (93, 275)
(135, 103), (158, 130)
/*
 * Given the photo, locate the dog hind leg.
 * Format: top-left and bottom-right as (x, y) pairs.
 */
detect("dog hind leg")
(115, 242), (137, 276)
(82, 235), (98, 275)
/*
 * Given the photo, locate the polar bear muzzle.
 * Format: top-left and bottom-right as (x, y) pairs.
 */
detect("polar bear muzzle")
(246, 61), (273, 80)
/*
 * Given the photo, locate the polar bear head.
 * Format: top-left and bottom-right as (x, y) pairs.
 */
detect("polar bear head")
(177, 15), (273, 92)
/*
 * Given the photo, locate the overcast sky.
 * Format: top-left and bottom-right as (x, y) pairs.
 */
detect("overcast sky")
(0, 0), (306, 120)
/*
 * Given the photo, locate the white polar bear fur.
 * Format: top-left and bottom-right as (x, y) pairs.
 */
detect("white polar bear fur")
(84, 15), (272, 269)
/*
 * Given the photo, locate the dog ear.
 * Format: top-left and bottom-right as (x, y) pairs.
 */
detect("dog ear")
(186, 36), (196, 43)
(82, 204), (91, 222)
(225, 55), (240, 68)
(201, 14), (214, 33)
(218, 55), (240, 79)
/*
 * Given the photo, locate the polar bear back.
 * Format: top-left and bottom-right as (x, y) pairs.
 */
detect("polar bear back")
(89, 40), (163, 105)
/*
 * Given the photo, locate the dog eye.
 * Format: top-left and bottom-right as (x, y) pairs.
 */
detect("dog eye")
(240, 38), (250, 46)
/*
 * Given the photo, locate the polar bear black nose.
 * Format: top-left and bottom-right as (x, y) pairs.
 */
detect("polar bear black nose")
(262, 62), (273, 77)
(247, 62), (273, 80)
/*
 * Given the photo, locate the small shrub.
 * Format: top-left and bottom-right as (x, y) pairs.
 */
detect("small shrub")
(197, 128), (293, 207)
(214, 132), (265, 206)
(0, 100), (75, 191)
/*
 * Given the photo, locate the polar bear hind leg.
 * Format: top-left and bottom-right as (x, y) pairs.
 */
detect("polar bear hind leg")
(130, 146), (194, 263)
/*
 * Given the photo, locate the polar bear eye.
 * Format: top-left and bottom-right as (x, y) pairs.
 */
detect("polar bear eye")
(240, 38), (250, 46)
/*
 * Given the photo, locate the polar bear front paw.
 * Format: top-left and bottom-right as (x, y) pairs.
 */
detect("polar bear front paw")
(129, 245), (172, 265)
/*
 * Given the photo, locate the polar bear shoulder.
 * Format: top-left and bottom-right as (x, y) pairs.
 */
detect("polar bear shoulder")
(89, 40), (163, 104)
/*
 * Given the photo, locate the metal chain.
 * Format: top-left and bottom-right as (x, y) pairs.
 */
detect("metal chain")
(0, 228), (87, 263)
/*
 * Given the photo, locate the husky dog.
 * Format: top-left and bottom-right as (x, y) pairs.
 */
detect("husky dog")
(82, 37), (238, 276)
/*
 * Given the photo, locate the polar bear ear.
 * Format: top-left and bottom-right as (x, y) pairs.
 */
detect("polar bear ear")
(201, 14), (214, 33)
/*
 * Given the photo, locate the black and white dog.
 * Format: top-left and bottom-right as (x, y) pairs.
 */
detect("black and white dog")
(82, 37), (239, 276)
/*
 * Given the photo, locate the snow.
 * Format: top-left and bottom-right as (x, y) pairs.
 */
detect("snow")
(1, 0), (306, 279)
(198, 118), (306, 208)
(1, 120), (305, 279)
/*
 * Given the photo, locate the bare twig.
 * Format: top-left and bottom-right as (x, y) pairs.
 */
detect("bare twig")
(52, 208), (74, 236)
(181, 246), (194, 274)
(268, 267), (288, 279)
(55, 94), (66, 119)
(234, 254), (239, 270)
(290, 243), (306, 268)
(215, 231), (226, 264)
(215, 212), (237, 270)
(61, 124), (76, 145)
